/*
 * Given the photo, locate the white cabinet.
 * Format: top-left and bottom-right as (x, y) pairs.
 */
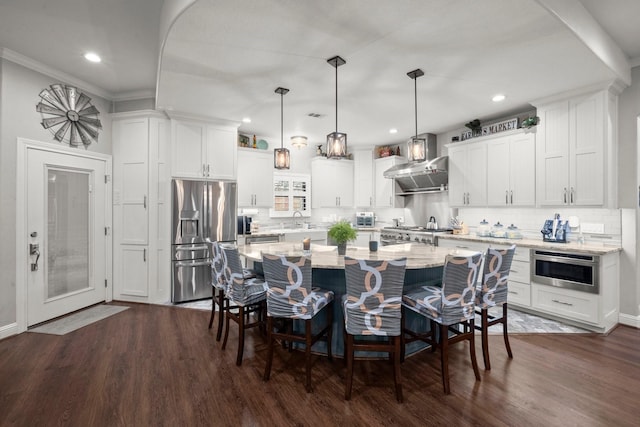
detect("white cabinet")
(311, 157), (354, 208)
(353, 149), (374, 208)
(447, 142), (487, 207)
(271, 172), (311, 217)
(237, 148), (273, 207)
(112, 111), (170, 302)
(486, 132), (536, 207)
(170, 115), (237, 180)
(374, 156), (405, 208)
(534, 89), (616, 207)
(354, 230), (380, 247)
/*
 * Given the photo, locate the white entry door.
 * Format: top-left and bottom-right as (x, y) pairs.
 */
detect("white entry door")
(26, 148), (107, 326)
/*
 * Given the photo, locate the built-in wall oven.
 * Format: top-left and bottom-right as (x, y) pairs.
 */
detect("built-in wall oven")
(531, 250), (599, 294)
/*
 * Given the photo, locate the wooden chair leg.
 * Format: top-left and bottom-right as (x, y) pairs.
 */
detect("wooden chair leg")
(430, 320), (438, 353)
(440, 323), (450, 394)
(481, 308), (491, 370)
(345, 333), (354, 400)
(208, 287), (215, 329)
(393, 336), (403, 403)
(221, 308), (231, 351)
(326, 302), (333, 362)
(503, 303), (513, 359)
(400, 306), (406, 362)
(469, 319), (481, 382)
(236, 306), (245, 366)
(264, 316), (274, 382)
(305, 319), (313, 393)
(216, 290), (225, 341)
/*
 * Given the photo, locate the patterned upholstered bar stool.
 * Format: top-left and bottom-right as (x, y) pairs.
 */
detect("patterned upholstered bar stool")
(402, 252), (483, 394)
(475, 245), (516, 370)
(220, 245), (267, 366)
(209, 242), (257, 341)
(261, 254), (334, 393)
(343, 256), (407, 403)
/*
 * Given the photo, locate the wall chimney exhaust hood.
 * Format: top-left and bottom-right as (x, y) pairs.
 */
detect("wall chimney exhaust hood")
(383, 134), (448, 195)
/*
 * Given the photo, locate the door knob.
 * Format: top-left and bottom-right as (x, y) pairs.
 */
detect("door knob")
(29, 243), (40, 271)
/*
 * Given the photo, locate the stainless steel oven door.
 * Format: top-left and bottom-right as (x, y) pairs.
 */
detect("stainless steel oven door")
(531, 250), (599, 294)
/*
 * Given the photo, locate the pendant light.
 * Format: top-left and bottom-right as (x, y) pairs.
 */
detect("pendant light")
(326, 55), (347, 159)
(407, 68), (426, 162)
(274, 87), (290, 169)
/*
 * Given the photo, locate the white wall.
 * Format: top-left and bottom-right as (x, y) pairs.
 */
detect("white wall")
(0, 58), (112, 331)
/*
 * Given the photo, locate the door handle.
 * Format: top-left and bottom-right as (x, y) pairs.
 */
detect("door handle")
(30, 243), (40, 271)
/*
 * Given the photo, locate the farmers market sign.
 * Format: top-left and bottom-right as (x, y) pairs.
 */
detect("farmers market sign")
(461, 117), (519, 141)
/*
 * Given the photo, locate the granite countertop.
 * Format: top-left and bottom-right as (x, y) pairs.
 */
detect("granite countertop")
(238, 242), (477, 270)
(437, 233), (622, 255)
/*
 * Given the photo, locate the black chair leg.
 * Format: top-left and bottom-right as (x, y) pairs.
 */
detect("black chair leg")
(469, 319), (481, 382)
(216, 289), (225, 342)
(440, 323), (450, 394)
(208, 287), (216, 329)
(326, 302), (333, 362)
(503, 303), (513, 359)
(345, 333), (354, 400)
(264, 316), (274, 382)
(481, 308), (491, 370)
(236, 306), (245, 366)
(393, 336), (403, 403)
(305, 319), (312, 393)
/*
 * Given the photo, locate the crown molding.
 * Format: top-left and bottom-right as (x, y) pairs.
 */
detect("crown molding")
(111, 89), (156, 102)
(0, 47), (114, 100)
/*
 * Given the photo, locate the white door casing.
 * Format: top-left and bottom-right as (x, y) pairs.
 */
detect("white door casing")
(16, 139), (112, 331)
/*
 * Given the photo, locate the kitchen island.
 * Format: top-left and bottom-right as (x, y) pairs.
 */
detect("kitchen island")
(238, 242), (478, 358)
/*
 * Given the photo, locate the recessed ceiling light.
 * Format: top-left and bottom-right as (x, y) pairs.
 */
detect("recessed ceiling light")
(389, 128), (398, 134)
(242, 117), (251, 123)
(492, 94), (506, 102)
(83, 52), (101, 63)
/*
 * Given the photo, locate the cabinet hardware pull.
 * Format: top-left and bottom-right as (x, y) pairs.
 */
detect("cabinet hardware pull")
(203, 164), (206, 176)
(143, 248), (146, 262)
(570, 187), (574, 204)
(563, 187), (567, 204)
(508, 291), (518, 295)
(143, 195), (147, 209)
(505, 190), (508, 205)
(370, 196), (372, 206)
(551, 299), (573, 306)
(510, 190), (513, 204)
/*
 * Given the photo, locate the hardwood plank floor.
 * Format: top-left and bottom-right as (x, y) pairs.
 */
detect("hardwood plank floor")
(1, 302), (638, 426)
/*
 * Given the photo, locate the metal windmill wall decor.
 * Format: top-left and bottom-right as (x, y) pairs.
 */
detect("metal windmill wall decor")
(36, 84), (102, 148)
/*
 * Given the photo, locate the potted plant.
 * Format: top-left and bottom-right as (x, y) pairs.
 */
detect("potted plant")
(327, 220), (357, 255)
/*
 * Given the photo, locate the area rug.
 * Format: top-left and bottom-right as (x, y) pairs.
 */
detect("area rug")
(29, 304), (129, 335)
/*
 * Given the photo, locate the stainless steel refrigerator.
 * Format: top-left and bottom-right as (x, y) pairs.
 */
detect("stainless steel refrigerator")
(171, 179), (237, 303)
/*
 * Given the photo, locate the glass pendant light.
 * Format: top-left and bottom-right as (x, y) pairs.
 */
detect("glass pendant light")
(326, 56), (347, 159)
(274, 87), (290, 169)
(407, 68), (426, 162)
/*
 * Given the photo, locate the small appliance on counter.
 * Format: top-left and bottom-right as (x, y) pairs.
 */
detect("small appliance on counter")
(541, 213), (569, 243)
(237, 215), (252, 235)
(356, 212), (375, 228)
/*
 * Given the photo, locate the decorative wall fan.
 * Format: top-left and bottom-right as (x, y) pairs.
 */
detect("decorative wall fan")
(36, 84), (102, 147)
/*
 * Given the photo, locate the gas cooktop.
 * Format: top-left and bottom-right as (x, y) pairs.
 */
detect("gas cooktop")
(384, 226), (452, 233)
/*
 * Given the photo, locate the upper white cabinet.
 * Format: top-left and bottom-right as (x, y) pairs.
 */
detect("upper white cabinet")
(170, 114), (238, 180)
(374, 155), (405, 208)
(486, 132), (536, 207)
(534, 88), (617, 207)
(112, 111), (170, 303)
(311, 157), (354, 208)
(353, 149), (374, 208)
(237, 148), (273, 207)
(447, 142), (487, 207)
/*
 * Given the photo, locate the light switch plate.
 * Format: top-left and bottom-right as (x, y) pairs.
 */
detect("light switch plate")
(581, 222), (605, 234)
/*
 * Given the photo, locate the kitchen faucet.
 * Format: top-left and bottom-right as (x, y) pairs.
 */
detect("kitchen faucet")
(292, 210), (303, 228)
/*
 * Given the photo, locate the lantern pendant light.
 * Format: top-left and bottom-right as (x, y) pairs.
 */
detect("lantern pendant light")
(274, 87), (290, 169)
(407, 69), (426, 162)
(326, 55), (347, 159)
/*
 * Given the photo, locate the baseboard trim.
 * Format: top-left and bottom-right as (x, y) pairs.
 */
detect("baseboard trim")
(0, 322), (19, 340)
(618, 313), (640, 328)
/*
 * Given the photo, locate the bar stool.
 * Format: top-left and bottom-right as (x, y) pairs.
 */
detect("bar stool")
(475, 245), (516, 370)
(343, 256), (407, 403)
(209, 242), (258, 341)
(261, 253), (334, 393)
(220, 245), (266, 366)
(402, 252), (483, 394)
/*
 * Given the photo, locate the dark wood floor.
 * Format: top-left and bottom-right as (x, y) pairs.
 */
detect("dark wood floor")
(1, 302), (639, 426)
